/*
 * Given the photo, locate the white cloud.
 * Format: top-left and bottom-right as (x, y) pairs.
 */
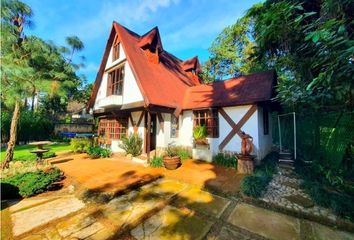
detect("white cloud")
(54, 0), (180, 42)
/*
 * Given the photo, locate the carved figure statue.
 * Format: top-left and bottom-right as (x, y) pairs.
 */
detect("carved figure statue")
(241, 131), (253, 155)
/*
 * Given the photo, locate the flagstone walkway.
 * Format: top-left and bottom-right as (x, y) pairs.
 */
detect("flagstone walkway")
(4, 177), (354, 240)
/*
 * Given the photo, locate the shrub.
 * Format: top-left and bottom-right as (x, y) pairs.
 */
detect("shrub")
(241, 175), (270, 198)
(149, 156), (163, 167)
(71, 137), (92, 153)
(87, 146), (112, 159)
(193, 125), (208, 141)
(240, 152), (279, 198)
(43, 151), (56, 159)
(176, 148), (190, 160)
(213, 153), (237, 168)
(119, 134), (143, 156)
(1, 110), (54, 143)
(2, 168), (63, 198)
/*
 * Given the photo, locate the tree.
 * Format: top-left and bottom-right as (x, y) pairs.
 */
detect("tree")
(201, 12), (266, 82)
(1, 0), (85, 168)
(204, 0), (354, 111)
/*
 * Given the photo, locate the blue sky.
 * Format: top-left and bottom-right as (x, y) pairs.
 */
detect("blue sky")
(24, 0), (260, 84)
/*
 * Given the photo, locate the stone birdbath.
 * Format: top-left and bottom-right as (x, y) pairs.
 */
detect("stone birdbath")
(29, 141), (52, 165)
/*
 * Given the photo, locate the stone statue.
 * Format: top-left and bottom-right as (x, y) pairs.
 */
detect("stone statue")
(241, 131), (253, 156)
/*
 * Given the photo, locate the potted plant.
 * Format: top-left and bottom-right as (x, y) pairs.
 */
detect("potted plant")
(192, 125), (212, 162)
(193, 125), (208, 146)
(163, 146), (181, 170)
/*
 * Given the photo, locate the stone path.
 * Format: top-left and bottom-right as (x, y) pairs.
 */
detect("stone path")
(4, 178), (354, 240)
(261, 168), (337, 222)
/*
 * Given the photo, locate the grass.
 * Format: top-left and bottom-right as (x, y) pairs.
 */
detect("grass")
(0, 143), (71, 162)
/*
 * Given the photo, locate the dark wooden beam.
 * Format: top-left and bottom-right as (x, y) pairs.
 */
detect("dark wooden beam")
(146, 111), (151, 161)
(157, 112), (164, 131)
(137, 111), (144, 127)
(147, 105), (175, 114)
(218, 104), (257, 151)
(129, 113), (134, 128)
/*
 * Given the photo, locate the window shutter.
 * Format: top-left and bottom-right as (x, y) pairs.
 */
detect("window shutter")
(107, 73), (112, 96)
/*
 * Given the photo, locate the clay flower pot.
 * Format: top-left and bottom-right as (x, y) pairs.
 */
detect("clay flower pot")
(163, 156), (181, 170)
(195, 138), (209, 145)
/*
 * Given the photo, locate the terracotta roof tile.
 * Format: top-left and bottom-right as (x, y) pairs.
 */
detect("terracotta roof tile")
(182, 70), (276, 110)
(88, 22), (276, 113)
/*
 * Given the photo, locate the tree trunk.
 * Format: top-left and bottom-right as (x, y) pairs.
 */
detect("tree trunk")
(31, 92), (35, 112)
(2, 101), (21, 169)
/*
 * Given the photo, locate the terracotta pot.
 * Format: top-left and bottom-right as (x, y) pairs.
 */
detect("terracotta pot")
(163, 156), (181, 170)
(195, 138), (208, 145)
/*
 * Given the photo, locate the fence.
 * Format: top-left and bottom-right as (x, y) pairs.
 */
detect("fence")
(272, 111), (354, 165)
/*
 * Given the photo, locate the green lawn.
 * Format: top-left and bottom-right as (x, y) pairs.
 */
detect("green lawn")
(0, 143), (71, 162)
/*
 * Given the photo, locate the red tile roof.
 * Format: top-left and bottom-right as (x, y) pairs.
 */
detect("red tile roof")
(88, 22), (276, 114)
(183, 71), (276, 110)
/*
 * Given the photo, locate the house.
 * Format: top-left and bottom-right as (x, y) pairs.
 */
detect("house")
(87, 22), (276, 163)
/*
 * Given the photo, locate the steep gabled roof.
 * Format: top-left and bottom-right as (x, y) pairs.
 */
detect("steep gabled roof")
(88, 22), (200, 112)
(88, 22), (276, 114)
(182, 70), (276, 110)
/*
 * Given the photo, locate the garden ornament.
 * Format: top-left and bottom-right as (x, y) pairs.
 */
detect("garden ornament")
(241, 131), (253, 155)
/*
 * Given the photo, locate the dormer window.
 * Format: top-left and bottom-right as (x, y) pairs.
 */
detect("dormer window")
(107, 65), (124, 96)
(112, 36), (120, 61)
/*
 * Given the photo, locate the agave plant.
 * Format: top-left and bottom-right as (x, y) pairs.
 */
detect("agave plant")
(193, 125), (208, 142)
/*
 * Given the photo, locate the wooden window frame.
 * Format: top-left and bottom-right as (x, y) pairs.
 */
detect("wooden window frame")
(98, 117), (128, 140)
(193, 108), (219, 138)
(170, 114), (179, 138)
(263, 108), (269, 135)
(107, 65), (124, 96)
(112, 37), (120, 61)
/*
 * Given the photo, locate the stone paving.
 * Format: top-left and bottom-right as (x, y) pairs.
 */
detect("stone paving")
(261, 168), (338, 222)
(4, 177), (354, 240)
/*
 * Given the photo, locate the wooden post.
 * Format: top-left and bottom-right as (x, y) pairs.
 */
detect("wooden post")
(146, 111), (151, 161)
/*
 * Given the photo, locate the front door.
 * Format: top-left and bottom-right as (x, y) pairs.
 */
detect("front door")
(145, 112), (157, 151)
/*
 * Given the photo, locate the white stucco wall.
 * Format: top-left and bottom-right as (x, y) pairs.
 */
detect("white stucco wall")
(257, 106), (273, 160)
(93, 38), (143, 110)
(110, 111), (145, 153)
(178, 111), (194, 147)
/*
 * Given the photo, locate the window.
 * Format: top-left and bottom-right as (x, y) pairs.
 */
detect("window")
(98, 117), (128, 140)
(112, 38), (120, 61)
(263, 108), (269, 135)
(170, 114), (179, 138)
(193, 109), (219, 138)
(107, 65), (124, 96)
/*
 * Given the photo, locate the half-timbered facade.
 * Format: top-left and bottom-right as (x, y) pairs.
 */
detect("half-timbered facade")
(88, 22), (276, 162)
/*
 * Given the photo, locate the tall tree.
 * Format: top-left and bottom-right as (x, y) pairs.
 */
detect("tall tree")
(203, 0), (354, 111)
(201, 12), (266, 82)
(1, 0), (85, 168)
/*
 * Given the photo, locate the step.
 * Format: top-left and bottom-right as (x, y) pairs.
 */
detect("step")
(279, 158), (295, 163)
(279, 162), (295, 170)
(279, 155), (293, 160)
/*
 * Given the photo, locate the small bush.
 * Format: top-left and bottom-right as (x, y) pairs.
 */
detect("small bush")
(2, 168), (63, 198)
(149, 156), (163, 168)
(119, 134), (143, 156)
(176, 147), (190, 160)
(240, 152), (278, 198)
(43, 151), (56, 159)
(71, 137), (92, 153)
(87, 146), (112, 159)
(241, 175), (270, 198)
(213, 153), (237, 168)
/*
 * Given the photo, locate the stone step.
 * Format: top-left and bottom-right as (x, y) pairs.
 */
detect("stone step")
(279, 154), (293, 160)
(279, 162), (295, 170)
(279, 158), (294, 163)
